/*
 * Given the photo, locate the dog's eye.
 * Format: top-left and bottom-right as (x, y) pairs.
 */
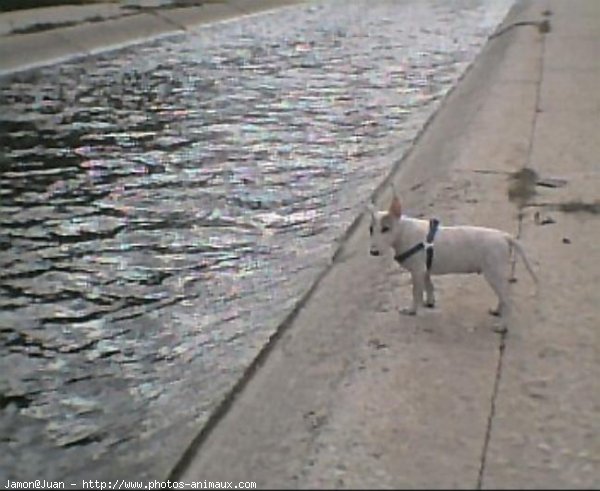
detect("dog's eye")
(381, 226), (390, 233)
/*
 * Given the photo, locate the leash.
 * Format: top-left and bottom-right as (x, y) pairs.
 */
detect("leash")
(394, 218), (440, 271)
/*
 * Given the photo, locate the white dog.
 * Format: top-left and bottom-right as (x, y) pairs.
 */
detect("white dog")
(368, 192), (537, 318)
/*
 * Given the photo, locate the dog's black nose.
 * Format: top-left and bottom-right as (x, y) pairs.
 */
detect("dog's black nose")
(370, 250), (380, 256)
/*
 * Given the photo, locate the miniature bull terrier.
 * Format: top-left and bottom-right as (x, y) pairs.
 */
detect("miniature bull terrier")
(368, 191), (537, 318)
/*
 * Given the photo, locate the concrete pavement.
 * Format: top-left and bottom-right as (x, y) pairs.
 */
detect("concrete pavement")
(173, 0), (599, 487)
(483, 1), (600, 487)
(0, 0), (306, 77)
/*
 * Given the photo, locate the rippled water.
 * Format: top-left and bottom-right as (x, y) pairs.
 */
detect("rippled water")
(0, 0), (514, 481)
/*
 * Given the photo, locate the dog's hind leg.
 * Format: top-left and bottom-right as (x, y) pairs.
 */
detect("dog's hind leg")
(483, 266), (510, 318)
(424, 272), (435, 308)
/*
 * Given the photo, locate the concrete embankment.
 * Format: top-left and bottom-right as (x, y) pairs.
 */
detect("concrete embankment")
(0, 0), (306, 77)
(173, 0), (600, 487)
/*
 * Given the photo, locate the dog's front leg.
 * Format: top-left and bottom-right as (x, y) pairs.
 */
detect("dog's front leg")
(400, 271), (424, 316)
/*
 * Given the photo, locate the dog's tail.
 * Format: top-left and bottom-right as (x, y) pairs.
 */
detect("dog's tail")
(507, 236), (538, 286)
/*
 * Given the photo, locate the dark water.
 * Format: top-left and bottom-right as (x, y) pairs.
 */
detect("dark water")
(0, 0), (513, 481)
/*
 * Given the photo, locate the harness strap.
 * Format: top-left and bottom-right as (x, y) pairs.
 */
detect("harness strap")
(394, 242), (424, 264)
(425, 218), (440, 270)
(394, 218), (440, 271)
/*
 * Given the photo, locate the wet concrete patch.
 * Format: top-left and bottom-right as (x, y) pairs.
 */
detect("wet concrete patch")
(557, 200), (600, 215)
(507, 167), (538, 206)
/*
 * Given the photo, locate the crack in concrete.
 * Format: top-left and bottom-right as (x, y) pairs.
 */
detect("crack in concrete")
(478, 193), (526, 489)
(477, 328), (507, 489)
(489, 19), (551, 40)
(148, 8), (189, 32)
(476, 10), (548, 487)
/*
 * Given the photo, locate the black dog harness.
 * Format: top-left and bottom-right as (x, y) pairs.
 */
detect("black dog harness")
(394, 218), (440, 271)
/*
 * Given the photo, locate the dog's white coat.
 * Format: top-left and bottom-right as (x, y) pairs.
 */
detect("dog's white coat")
(368, 194), (537, 317)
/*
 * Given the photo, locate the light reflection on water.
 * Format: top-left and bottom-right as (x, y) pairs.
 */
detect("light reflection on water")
(0, 0), (513, 480)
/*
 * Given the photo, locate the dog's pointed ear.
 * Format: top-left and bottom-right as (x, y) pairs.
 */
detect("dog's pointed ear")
(389, 193), (402, 219)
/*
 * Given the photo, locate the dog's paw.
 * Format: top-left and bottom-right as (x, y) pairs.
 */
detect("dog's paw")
(400, 307), (417, 316)
(425, 301), (435, 309)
